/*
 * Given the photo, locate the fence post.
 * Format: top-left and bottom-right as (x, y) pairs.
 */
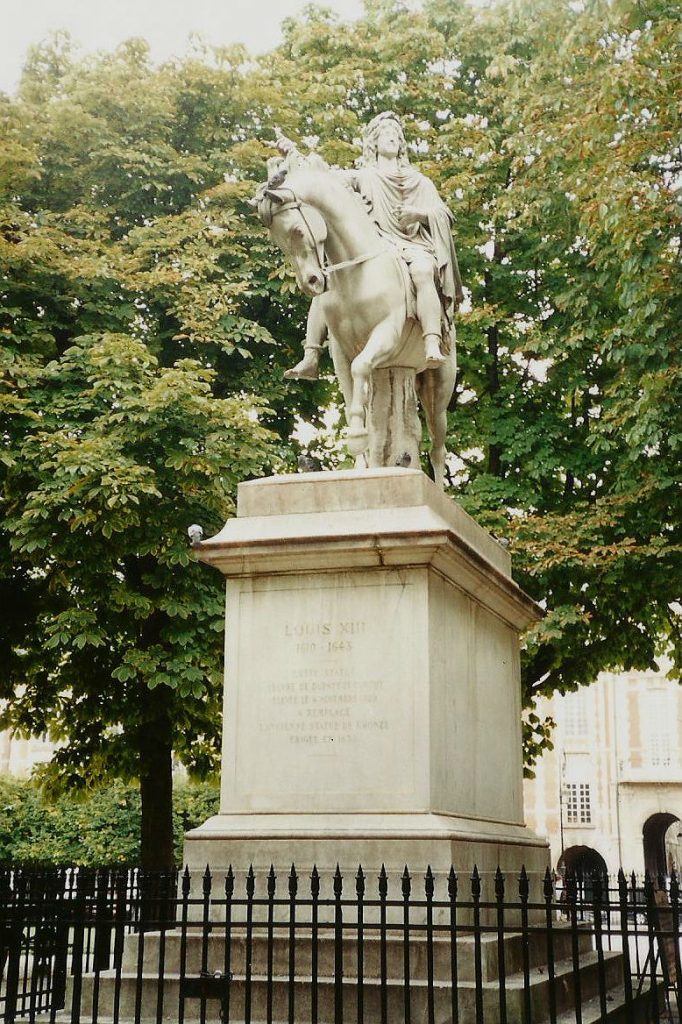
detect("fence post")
(541, 867), (556, 1024)
(69, 878), (86, 1024)
(471, 866), (483, 1024)
(288, 864), (298, 1024)
(617, 868), (634, 1022)
(518, 866), (531, 1024)
(378, 865), (388, 1024)
(402, 866), (411, 1024)
(334, 864), (344, 1024)
(355, 866), (364, 1024)
(311, 866), (320, 1024)
(566, 871), (582, 1024)
(644, 871), (661, 1024)
(93, 867), (111, 971)
(245, 866), (255, 1024)
(176, 868), (191, 1024)
(266, 865), (276, 1024)
(2, 877), (23, 1024)
(425, 866), (435, 1024)
(51, 873), (72, 1014)
(495, 868), (508, 1024)
(669, 870), (682, 1019)
(592, 871), (608, 1020)
(223, 866), (234, 1024)
(448, 867), (459, 1024)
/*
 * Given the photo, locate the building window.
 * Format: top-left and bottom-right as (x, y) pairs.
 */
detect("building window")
(563, 688), (591, 741)
(644, 691), (674, 768)
(566, 782), (592, 824)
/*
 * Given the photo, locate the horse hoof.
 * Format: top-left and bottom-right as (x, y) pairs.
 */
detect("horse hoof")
(345, 426), (369, 457)
(284, 367), (319, 380)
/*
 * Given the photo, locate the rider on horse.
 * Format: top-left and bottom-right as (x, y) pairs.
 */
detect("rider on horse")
(283, 111), (463, 380)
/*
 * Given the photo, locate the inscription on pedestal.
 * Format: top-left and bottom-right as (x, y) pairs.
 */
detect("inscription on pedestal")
(230, 575), (423, 809)
(265, 619), (388, 745)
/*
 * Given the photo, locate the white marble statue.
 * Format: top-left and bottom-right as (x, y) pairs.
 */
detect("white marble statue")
(253, 112), (462, 485)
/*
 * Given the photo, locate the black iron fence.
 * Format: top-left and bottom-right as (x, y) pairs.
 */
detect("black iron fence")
(0, 863), (680, 1023)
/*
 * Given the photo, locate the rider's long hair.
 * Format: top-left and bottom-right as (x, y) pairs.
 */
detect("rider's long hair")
(361, 111), (409, 168)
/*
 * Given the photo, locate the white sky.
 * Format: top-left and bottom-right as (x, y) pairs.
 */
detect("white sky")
(0, 0), (369, 95)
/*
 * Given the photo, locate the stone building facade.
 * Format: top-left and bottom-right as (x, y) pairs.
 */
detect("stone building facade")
(523, 661), (682, 877)
(0, 731), (53, 777)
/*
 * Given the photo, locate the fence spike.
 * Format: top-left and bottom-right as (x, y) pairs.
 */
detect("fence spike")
(448, 865), (458, 899)
(470, 865), (481, 899)
(379, 863), (388, 899)
(425, 864), (435, 899)
(333, 863), (343, 898)
(268, 865), (276, 897)
(402, 865), (411, 898)
(202, 864), (212, 896)
(311, 864), (320, 898)
(543, 866), (553, 900)
(289, 863), (298, 898)
(496, 866), (506, 900)
(356, 864), (366, 897)
(518, 865), (529, 900)
(246, 864), (255, 898)
(182, 866), (191, 897)
(225, 865), (235, 898)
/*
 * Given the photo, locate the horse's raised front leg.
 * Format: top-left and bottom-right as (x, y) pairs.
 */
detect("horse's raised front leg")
(346, 318), (401, 463)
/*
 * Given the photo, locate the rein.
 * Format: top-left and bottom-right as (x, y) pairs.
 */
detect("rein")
(325, 249), (388, 275)
(269, 193), (388, 284)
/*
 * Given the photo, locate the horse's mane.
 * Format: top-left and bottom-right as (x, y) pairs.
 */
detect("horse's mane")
(253, 151), (355, 227)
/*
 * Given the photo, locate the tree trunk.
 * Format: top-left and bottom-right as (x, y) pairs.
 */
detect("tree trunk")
(137, 691), (175, 929)
(138, 692), (175, 872)
(486, 318), (503, 478)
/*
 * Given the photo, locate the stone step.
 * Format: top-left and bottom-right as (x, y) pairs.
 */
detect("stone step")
(121, 925), (594, 983)
(500, 949), (624, 1020)
(553, 980), (666, 1024)
(70, 949), (625, 1023)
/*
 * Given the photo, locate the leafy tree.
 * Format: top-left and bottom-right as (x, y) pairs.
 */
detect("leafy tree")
(498, 0), (682, 716)
(2, 0), (680, 836)
(433, 0), (681, 764)
(0, 40), (291, 868)
(253, 0), (682, 764)
(2, 331), (274, 867)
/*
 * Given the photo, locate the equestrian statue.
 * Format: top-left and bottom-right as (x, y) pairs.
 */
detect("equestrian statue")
(252, 112), (463, 487)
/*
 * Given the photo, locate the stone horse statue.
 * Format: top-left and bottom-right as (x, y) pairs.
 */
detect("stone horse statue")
(253, 154), (457, 487)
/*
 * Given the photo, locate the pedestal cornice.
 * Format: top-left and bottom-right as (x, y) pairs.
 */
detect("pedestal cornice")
(196, 469), (543, 632)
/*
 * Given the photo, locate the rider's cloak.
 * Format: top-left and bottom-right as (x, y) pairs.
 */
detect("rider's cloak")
(355, 165), (464, 325)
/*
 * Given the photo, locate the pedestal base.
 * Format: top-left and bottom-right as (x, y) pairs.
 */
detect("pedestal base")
(190, 470), (549, 896)
(184, 811), (549, 894)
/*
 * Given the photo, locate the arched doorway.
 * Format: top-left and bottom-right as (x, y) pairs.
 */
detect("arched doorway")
(642, 812), (680, 878)
(559, 845), (608, 880)
(558, 846), (608, 902)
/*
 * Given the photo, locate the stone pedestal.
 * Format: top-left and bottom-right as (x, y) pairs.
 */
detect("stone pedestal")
(186, 469), (549, 888)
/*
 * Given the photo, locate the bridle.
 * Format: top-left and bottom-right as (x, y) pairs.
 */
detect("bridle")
(266, 189), (388, 288)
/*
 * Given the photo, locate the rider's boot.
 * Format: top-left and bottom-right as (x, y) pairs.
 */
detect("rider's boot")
(424, 333), (446, 369)
(284, 345), (322, 380)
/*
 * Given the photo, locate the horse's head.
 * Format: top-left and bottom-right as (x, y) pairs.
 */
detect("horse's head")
(252, 162), (329, 298)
